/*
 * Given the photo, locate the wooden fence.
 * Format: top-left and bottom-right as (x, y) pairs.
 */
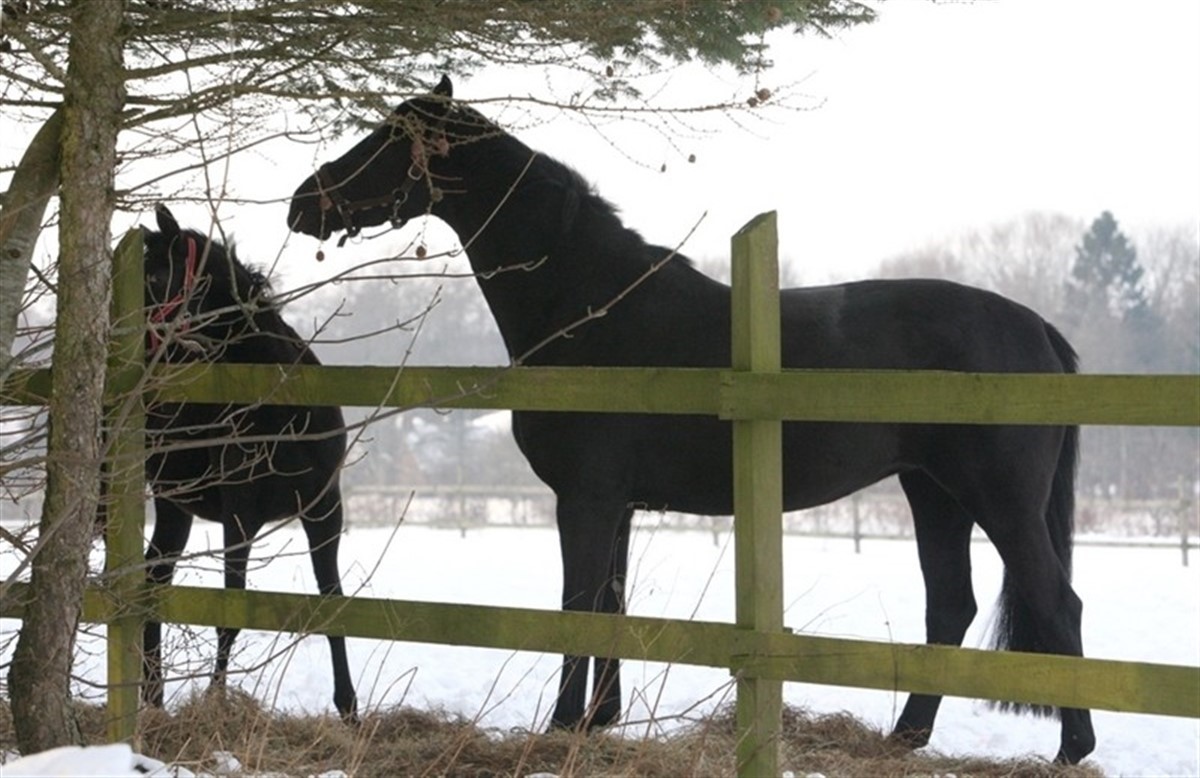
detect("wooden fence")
(2, 213), (1199, 776)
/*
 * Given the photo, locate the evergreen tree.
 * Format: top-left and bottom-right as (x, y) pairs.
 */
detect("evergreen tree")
(1067, 210), (1149, 321)
(1061, 211), (1174, 500)
(1064, 210), (1168, 372)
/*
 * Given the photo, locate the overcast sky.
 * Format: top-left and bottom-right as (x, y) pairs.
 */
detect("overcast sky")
(226, 0), (1197, 288)
(538, 0), (1200, 278)
(8, 1), (1191, 289)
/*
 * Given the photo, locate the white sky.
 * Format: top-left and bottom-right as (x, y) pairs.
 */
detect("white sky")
(8, 1), (1198, 289)
(255, 0), (1200, 288)
(538, 0), (1200, 278)
(223, 0), (1198, 289)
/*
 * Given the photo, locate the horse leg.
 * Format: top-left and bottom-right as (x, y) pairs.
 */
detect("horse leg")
(549, 495), (628, 731)
(212, 516), (257, 694)
(889, 471), (977, 750)
(143, 498), (194, 708)
(300, 498), (359, 724)
(981, 520), (1093, 763)
(954, 452), (1094, 764)
(590, 506), (633, 727)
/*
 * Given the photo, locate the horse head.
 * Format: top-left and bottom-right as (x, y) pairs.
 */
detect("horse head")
(143, 204), (270, 358)
(288, 75), (457, 243)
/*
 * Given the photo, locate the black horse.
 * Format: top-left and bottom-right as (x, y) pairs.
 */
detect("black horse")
(139, 205), (356, 722)
(286, 78), (1092, 763)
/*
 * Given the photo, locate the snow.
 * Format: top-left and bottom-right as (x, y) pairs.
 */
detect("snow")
(3, 520), (1198, 776)
(0, 744), (173, 777)
(0, 744), (351, 778)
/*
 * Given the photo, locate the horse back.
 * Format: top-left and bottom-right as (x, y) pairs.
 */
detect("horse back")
(147, 313), (345, 525)
(782, 279), (1071, 374)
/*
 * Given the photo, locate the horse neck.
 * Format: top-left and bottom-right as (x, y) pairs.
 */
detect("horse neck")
(434, 140), (565, 265)
(201, 284), (303, 364)
(431, 141), (648, 361)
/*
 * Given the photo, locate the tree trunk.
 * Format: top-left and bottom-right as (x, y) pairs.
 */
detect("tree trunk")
(0, 108), (63, 380)
(8, 0), (126, 754)
(0, 106), (63, 379)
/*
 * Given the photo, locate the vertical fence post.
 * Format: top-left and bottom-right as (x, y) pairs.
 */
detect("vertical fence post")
(852, 492), (862, 554)
(104, 228), (145, 743)
(730, 211), (784, 777)
(1180, 476), (1191, 568)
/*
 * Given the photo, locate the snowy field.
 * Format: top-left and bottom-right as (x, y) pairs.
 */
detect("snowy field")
(3, 519), (1198, 777)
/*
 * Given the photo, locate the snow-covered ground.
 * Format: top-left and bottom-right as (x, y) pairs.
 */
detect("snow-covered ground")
(3, 520), (1198, 776)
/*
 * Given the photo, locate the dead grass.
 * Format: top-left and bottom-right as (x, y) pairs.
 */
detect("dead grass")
(0, 694), (1105, 777)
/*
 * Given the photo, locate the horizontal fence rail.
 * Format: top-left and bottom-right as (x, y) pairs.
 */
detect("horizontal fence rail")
(1, 581), (1196, 719)
(5, 364), (1198, 425)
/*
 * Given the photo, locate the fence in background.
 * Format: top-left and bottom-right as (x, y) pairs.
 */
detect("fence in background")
(341, 483), (1197, 564)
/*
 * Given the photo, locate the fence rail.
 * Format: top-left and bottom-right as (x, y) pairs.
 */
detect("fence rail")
(1, 580), (1194, 720)
(2, 215), (1198, 777)
(6, 363), (1198, 425)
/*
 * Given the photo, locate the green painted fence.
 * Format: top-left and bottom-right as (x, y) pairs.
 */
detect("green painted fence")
(2, 214), (1198, 777)
(8, 364), (1198, 426)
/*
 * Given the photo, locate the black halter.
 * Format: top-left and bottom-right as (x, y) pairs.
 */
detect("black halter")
(314, 162), (424, 247)
(314, 113), (448, 248)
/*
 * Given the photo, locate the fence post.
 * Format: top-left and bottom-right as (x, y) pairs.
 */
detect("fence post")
(104, 228), (146, 743)
(730, 211), (784, 777)
(852, 492), (862, 554)
(1180, 476), (1191, 568)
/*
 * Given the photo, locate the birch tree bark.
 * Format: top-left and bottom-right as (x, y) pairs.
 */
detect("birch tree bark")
(0, 108), (62, 379)
(7, 0), (127, 754)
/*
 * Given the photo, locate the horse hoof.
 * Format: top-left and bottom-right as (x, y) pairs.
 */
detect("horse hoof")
(203, 681), (229, 703)
(887, 726), (932, 751)
(546, 717), (580, 734)
(141, 685), (166, 710)
(1054, 729), (1096, 765)
(586, 707), (619, 731)
(336, 692), (359, 726)
(545, 712), (618, 734)
(1054, 745), (1090, 766)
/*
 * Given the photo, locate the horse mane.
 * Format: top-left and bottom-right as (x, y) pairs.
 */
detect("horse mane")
(445, 103), (701, 278)
(181, 228), (280, 312)
(445, 105), (629, 236)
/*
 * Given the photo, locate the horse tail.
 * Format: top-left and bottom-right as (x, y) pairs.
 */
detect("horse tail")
(990, 322), (1079, 716)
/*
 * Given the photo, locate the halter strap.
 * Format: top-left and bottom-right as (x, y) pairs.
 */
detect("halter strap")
(148, 235), (198, 353)
(314, 113), (449, 247)
(316, 159), (430, 248)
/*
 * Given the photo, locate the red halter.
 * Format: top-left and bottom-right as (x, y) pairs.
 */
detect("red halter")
(148, 236), (198, 354)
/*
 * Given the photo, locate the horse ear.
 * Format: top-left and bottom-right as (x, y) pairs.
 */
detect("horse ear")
(155, 204), (180, 237)
(434, 75), (452, 99)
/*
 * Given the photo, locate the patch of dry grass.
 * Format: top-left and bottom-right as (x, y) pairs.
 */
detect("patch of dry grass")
(0, 695), (1104, 777)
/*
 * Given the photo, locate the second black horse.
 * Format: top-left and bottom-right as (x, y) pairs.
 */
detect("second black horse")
(139, 205), (356, 721)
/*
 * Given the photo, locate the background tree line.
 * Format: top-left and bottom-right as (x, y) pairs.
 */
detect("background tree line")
(295, 254), (537, 491)
(875, 210), (1198, 503)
